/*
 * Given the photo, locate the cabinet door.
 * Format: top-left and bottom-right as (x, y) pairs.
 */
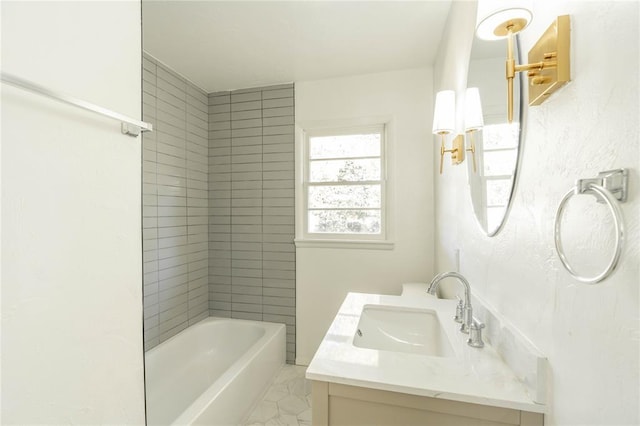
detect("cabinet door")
(311, 381), (543, 426)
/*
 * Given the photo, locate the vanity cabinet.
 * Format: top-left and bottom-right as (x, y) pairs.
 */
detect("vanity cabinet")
(311, 381), (543, 426)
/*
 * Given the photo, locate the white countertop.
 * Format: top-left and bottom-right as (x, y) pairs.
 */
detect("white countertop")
(305, 292), (546, 414)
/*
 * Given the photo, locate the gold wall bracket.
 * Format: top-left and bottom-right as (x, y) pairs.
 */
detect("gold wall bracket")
(526, 15), (571, 105)
(505, 15), (571, 121)
(439, 134), (466, 174)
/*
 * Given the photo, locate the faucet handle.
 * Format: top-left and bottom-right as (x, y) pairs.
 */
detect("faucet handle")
(454, 296), (464, 323)
(467, 318), (485, 348)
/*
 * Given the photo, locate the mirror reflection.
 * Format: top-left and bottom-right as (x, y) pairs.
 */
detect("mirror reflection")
(466, 35), (524, 236)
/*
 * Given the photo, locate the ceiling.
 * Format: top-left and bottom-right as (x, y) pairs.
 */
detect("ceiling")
(142, 1), (452, 93)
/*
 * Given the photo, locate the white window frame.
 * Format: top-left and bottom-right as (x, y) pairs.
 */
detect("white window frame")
(295, 122), (394, 250)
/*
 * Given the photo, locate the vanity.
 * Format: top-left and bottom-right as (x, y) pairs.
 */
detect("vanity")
(305, 292), (545, 426)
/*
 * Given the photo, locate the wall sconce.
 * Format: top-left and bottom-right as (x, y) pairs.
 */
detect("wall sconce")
(433, 90), (477, 175)
(464, 87), (483, 174)
(476, 0), (570, 123)
(433, 90), (463, 175)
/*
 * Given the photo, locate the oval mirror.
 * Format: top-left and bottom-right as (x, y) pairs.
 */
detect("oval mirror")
(466, 35), (525, 236)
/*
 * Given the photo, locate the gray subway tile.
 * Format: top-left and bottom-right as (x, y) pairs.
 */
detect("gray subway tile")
(210, 309), (231, 318)
(232, 172), (262, 182)
(263, 260), (295, 271)
(262, 125), (293, 136)
(232, 311), (263, 321)
(231, 242), (262, 252)
(210, 112), (231, 123)
(210, 94), (231, 105)
(231, 136), (262, 146)
(262, 88), (293, 100)
(263, 134), (294, 145)
(232, 285), (263, 296)
(263, 296), (295, 307)
(210, 120), (231, 131)
(262, 179), (293, 189)
(232, 118), (263, 129)
(263, 143), (294, 154)
(232, 250), (263, 260)
(232, 180), (262, 190)
(232, 303), (263, 314)
(210, 104), (231, 114)
(232, 163), (263, 173)
(231, 100), (262, 112)
(263, 216), (294, 225)
(263, 152), (293, 163)
(263, 314), (295, 326)
(263, 116), (294, 127)
(145, 57), (295, 358)
(262, 243), (295, 253)
(232, 268), (262, 278)
(262, 234), (294, 244)
(262, 106), (293, 118)
(232, 144), (262, 155)
(263, 288), (295, 298)
(232, 109), (262, 121)
(232, 276), (263, 287)
(231, 91), (261, 103)
(232, 294), (262, 305)
(263, 305), (295, 316)
(262, 98), (293, 108)
(232, 127), (262, 138)
(210, 129), (232, 140)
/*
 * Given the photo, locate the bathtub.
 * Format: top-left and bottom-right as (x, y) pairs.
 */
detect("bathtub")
(145, 317), (286, 425)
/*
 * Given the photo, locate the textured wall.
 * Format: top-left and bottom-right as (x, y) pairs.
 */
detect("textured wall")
(433, 1), (639, 424)
(1, 2), (145, 423)
(208, 85), (296, 363)
(142, 54), (210, 350)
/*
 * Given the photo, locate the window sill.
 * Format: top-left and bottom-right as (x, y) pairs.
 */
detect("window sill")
(294, 238), (395, 250)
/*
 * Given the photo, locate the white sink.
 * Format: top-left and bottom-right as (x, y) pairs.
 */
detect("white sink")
(352, 304), (455, 357)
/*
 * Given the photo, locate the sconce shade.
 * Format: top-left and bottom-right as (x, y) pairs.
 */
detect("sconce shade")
(432, 90), (456, 135)
(476, 0), (533, 40)
(464, 87), (484, 132)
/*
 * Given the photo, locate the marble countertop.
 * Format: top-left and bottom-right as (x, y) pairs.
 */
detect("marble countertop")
(305, 292), (545, 414)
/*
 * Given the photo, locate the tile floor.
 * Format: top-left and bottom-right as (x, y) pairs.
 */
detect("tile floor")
(242, 365), (312, 426)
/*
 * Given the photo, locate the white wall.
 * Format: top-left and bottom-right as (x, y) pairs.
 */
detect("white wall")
(295, 69), (433, 364)
(1, 2), (145, 423)
(434, 1), (639, 425)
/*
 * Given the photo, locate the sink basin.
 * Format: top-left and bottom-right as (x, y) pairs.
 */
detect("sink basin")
(353, 304), (455, 357)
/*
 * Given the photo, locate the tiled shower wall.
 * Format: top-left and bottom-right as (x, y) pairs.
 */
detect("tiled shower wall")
(142, 54), (210, 350)
(142, 55), (296, 361)
(208, 86), (296, 363)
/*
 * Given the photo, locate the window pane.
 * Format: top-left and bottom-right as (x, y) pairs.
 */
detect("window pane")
(486, 179), (511, 206)
(483, 149), (517, 176)
(308, 185), (381, 209)
(309, 158), (381, 182)
(309, 133), (380, 159)
(482, 123), (519, 150)
(308, 210), (381, 234)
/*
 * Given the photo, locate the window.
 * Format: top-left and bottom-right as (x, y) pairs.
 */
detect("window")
(302, 125), (387, 243)
(480, 122), (518, 231)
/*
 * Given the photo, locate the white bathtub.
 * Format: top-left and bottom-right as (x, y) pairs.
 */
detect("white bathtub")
(145, 317), (286, 426)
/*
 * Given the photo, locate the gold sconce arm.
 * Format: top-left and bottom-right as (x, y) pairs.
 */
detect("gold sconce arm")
(466, 131), (477, 174)
(439, 134), (445, 174)
(506, 29), (516, 123)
